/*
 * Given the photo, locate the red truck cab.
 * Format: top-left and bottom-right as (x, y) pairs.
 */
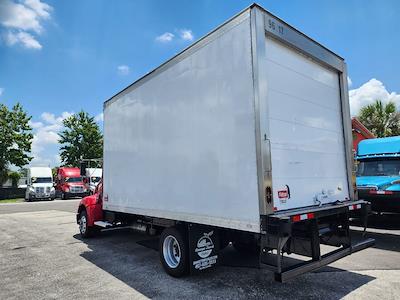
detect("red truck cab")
(77, 180), (103, 237)
(55, 167), (88, 199)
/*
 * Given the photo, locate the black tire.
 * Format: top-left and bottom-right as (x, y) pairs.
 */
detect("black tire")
(62, 192), (68, 200)
(79, 209), (97, 238)
(159, 227), (189, 277)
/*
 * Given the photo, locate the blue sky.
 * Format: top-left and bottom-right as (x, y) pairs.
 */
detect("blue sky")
(0, 0), (399, 167)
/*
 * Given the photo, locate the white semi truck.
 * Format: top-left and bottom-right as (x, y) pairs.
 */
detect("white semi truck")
(85, 168), (102, 194)
(77, 4), (374, 281)
(25, 167), (55, 201)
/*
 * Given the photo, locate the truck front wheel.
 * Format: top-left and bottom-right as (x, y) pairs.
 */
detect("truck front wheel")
(159, 227), (189, 277)
(79, 210), (97, 238)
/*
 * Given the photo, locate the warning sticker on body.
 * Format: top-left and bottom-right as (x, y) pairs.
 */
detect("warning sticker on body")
(278, 190), (288, 199)
(278, 187), (289, 203)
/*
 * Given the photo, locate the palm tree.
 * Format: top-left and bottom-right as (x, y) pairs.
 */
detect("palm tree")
(359, 100), (400, 138)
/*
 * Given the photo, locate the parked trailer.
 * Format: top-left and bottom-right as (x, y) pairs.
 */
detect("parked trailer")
(77, 4), (374, 281)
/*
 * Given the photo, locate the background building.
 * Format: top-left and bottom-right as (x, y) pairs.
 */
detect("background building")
(352, 117), (375, 154)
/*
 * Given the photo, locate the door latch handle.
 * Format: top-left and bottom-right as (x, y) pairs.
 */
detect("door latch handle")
(285, 184), (291, 199)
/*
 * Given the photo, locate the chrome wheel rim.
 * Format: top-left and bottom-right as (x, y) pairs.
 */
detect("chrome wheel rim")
(163, 235), (181, 268)
(80, 214), (87, 235)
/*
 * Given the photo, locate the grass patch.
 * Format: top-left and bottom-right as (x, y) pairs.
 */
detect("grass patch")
(0, 198), (24, 203)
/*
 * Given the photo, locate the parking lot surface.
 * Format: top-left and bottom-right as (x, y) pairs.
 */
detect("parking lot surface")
(0, 200), (399, 299)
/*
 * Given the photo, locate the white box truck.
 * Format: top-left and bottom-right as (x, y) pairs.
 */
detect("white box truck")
(77, 4), (374, 281)
(25, 167), (55, 201)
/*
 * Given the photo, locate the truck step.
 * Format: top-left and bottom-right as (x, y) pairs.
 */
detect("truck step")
(94, 221), (113, 228)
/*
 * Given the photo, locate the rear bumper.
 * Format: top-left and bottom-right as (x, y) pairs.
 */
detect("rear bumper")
(273, 237), (375, 282)
(260, 200), (374, 282)
(358, 190), (400, 213)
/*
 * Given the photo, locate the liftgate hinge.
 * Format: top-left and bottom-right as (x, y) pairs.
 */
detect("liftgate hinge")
(265, 186), (272, 204)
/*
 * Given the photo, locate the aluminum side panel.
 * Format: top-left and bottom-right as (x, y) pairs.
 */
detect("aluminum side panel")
(103, 17), (260, 233)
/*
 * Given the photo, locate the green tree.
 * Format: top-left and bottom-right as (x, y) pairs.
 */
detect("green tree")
(8, 171), (21, 187)
(0, 103), (33, 185)
(51, 167), (58, 180)
(58, 111), (103, 166)
(358, 100), (400, 138)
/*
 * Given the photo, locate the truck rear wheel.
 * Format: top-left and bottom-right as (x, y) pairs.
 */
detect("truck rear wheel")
(159, 227), (189, 277)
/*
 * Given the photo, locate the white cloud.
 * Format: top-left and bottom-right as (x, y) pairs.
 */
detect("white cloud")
(0, 0), (52, 49)
(4, 30), (42, 49)
(28, 120), (43, 128)
(156, 32), (174, 42)
(156, 29), (194, 43)
(40, 111), (72, 125)
(30, 111), (73, 167)
(33, 128), (59, 145)
(95, 112), (103, 122)
(0, 87), (4, 96)
(179, 29), (194, 41)
(347, 76), (352, 88)
(117, 65), (130, 75)
(40, 111), (57, 123)
(24, 0), (52, 19)
(54, 154), (61, 165)
(349, 78), (400, 116)
(30, 154), (51, 167)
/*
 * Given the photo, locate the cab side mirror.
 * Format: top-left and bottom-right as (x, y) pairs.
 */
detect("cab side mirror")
(96, 189), (103, 203)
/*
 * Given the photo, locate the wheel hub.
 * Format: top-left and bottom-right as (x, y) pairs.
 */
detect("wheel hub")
(80, 215), (87, 234)
(163, 235), (181, 268)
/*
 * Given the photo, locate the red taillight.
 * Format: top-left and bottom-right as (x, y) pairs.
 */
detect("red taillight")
(369, 190), (393, 195)
(349, 204), (362, 211)
(291, 213), (314, 222)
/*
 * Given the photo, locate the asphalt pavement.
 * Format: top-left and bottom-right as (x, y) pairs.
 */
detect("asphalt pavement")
(0, 200), (399, 299)
(0, 198), (80, 214)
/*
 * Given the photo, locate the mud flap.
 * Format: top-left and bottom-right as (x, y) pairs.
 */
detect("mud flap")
(188, 223), (220, 274)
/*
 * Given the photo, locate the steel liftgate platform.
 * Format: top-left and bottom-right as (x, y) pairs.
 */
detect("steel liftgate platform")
(260, 200), (375, 282)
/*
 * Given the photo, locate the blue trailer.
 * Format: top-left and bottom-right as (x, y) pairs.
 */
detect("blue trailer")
(356, 136), (400, 213)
